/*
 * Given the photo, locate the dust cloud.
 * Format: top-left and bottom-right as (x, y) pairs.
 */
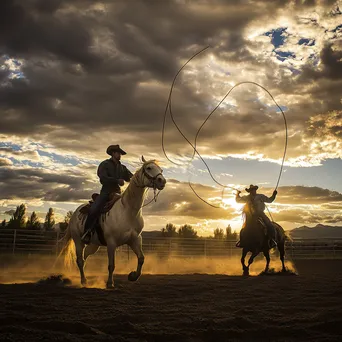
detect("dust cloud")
(0, 253), (296, 288)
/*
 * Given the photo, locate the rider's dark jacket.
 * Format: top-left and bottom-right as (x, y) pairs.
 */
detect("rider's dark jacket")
(97, 159), (133, 194)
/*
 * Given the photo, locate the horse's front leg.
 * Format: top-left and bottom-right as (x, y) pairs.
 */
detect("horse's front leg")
(241, 248), (249, 276)
(106, 242), (116, 288)
(127, 234), (145, 282)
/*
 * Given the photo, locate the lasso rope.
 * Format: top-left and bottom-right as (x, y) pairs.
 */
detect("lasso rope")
(161, 46), (288, 208)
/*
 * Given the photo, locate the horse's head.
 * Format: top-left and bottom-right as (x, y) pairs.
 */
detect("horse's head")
(139, 155), (166, 190)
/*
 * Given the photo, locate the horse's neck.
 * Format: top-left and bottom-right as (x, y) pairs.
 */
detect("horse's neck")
(244, 214), (259, 230)
(121, 171), (148, 214)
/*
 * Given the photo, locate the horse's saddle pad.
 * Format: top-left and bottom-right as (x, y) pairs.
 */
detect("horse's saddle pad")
(79, 193), (121, 215)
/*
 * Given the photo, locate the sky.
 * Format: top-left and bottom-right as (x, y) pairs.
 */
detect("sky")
(1, 0), (342, 235)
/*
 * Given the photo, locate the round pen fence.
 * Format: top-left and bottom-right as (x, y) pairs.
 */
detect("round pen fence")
(0, 229), (342, 260)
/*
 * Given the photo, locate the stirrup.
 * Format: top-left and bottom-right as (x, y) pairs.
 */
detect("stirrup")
(236, 241), (242, 248)
(81, 230), (92, 243)
(269, 239), (277, 248)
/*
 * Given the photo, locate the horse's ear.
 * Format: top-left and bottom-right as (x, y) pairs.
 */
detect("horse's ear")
(142, 155), (146, 163)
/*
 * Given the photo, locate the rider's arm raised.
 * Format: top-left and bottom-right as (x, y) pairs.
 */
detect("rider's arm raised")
(262, 190), (277, 203)
(236, 194), (248, 203)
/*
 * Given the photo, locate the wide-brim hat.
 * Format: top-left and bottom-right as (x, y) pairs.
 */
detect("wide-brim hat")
(106, 144), (127, 156)
(245, 184), (258, 193)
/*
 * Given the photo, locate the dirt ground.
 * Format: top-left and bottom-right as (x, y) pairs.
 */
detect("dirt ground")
(0, 256), (342, 342)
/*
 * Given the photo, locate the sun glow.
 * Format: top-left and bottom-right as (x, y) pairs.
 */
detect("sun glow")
(221, 196), (244, 212)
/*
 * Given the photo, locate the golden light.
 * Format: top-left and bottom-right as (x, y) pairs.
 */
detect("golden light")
(221, 197), (244, 212)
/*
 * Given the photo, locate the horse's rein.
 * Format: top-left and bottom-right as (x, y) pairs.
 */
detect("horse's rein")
(134, 164), (163, 207)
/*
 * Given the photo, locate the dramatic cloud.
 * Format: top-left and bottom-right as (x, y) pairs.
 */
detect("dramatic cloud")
(1, 0), (342, 232)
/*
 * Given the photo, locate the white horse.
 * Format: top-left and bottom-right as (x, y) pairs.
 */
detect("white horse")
(59, 156), (166, 288)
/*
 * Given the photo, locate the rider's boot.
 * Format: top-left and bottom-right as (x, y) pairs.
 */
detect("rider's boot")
(81, 216), (96, 244)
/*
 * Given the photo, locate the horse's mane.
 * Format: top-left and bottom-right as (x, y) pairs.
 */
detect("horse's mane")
(241, 201), (255, 229)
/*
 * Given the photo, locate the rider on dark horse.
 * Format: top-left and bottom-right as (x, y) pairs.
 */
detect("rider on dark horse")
(81, 144), (133, 244)
(236, 184), (278, 248)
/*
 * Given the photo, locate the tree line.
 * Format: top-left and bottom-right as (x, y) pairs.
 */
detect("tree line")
(161, 223), (238, 240)
(1, 204), (238, 240)
(0, 203), (73, 232)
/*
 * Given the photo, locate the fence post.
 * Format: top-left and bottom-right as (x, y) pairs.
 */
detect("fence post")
(56, 231), (60, 256)
(333, 241), (335, 259)
(12, 229), (17, 255)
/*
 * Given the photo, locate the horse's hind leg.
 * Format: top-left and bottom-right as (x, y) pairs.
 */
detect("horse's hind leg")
(263, 249), (271, 273)
(278, 241), (286, 272)
(247, 251), (258, 274)
(127, 234), (145, 282)
(75, 241), (87, 286)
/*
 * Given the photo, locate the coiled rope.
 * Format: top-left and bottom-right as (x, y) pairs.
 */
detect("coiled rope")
(161, 46), (288, 209)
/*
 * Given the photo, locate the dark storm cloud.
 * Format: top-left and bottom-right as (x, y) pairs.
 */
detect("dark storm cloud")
(0, 0), (341, 164)
(300, 43), (342, 81)
(0, 0), (99, 67)
(274, 208), (342, 225)
(273, 186), (342, 204)
(0, 166), (97, 201)
(0, 0), (275, 144)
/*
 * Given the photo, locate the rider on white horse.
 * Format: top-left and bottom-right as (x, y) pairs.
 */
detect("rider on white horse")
(236, 184), (278, 248)
(81, 144), (133, 244)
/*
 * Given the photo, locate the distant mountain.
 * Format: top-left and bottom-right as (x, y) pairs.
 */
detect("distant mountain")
(289, 224), (342, 239)
(141, 230), (161, 238)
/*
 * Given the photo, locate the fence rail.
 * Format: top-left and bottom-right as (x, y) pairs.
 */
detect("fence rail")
(1, 229), (342, 259)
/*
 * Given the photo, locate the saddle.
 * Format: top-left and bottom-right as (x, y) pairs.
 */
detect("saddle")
(79, 192), (121, 215)
(236, 217), (277, 248)
(79, 193), (121, 246)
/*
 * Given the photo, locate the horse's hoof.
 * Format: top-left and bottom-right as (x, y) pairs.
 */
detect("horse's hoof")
(106, 283), (114, 289)
(128, 271), (139, 282)
(81, 279), (87, 287)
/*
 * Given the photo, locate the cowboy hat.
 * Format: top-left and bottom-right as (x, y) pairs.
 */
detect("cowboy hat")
(245, 184), (258, 192)
(106, 144), (127, 156)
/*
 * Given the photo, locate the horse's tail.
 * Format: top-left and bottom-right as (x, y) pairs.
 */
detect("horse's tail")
(273, 221), (293, 242)
(57, 225), (76, 270)
(284, 230), (293, 242)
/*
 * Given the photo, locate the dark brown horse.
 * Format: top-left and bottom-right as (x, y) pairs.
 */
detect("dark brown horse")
(238, 205), (290, 276)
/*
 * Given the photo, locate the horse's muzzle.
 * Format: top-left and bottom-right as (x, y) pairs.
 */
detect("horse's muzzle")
(156, 176), (166, 190)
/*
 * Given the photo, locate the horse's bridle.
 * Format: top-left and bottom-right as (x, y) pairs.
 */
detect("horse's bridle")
(142, 164), (163, 190)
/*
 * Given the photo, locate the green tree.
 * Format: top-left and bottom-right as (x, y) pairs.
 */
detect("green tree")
(226, 224), (238, 240)
(161, 223), (178, 237)
(225, 224), (233, 239)
(7, 204), (26, 229)
(214, 228), (224, 239)
(26, 212), (41, 230)
(178, 224), (198, 239)
(43, 208), (55, 231)
(59, 210), (73, 232)
(1, 219), (6, 228)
